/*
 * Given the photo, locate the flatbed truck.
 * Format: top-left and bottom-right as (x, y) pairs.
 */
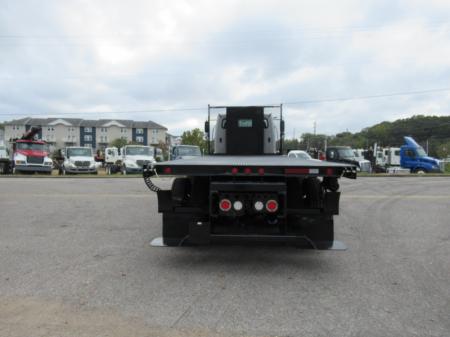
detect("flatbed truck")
(143, 105), (356, 249)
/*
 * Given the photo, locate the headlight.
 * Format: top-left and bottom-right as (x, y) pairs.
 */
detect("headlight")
(15, 160), (26, 165)
(90, 162), (96, 168)
(66, 162), (76, 168)
(45, 162), (53, 166)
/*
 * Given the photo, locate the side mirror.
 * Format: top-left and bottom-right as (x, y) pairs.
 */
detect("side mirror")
(204, 121), (209, 134)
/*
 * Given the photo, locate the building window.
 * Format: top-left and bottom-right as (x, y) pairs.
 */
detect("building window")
(136, 128), (144, 135)
(84, 127), (92, 133)
(136, 136), (144, 143)
(84, 144), (92, 148)
(152, 129), (158, 134)
(84, 135), (92, 142)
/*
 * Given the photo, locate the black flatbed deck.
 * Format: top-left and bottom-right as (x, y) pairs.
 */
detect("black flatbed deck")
(154, 155), (356, 178)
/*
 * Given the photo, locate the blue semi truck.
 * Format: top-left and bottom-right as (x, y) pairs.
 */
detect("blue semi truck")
(400, 136), (444, 173)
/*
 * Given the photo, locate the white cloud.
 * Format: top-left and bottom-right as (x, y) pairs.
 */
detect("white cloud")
(1, 0), (450, 138)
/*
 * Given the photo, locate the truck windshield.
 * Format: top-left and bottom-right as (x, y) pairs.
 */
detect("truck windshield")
(125, 146), (152, 156)
(338, 149), (355, 159)
(67, 148), (92, 157)
(17, 142), (45, 151)
(416, 147), (427, 157)
(178, 146), (201, 156)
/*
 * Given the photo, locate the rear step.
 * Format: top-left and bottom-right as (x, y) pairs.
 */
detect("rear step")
(150, 236), (347, 250)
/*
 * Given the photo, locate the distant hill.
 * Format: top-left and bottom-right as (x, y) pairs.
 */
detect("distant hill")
(290, 115), (450, 158)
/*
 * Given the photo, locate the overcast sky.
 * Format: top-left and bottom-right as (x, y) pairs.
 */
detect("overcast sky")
(1, 0), (450, 137)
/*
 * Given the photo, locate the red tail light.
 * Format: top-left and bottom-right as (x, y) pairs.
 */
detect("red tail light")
(266, 199), (278, 213)
(258, 168), (265, 175)
(244, 167), (252, 174)
(219, 199), (232, 212)
(231, 167), (238, 175)
(163, 167), (172, 174)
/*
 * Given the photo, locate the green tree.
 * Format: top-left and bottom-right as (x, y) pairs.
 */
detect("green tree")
(284, 138), (301, 153)
(109, 137), (128, 149)
(181, 128), (207, 153)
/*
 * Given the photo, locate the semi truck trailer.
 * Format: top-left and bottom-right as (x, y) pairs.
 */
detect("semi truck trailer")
(143, 105), (356, 249)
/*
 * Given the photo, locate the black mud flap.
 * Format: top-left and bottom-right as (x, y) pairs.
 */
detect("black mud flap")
(189, 221), (211, 245)
(157, 190), (173, 212)
(323, 192), (340, 215)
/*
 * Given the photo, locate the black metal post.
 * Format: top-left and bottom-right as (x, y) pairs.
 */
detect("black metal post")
(207, 104), (211, 155)
(280, 104), (284, 155)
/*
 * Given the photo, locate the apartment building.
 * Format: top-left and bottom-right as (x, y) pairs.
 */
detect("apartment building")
(4, 117), (167, 151)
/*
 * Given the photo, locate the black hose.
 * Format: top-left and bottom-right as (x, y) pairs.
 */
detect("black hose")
(143, 165), (161, 192)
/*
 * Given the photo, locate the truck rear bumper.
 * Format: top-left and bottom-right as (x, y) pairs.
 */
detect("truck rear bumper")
(150, 235), (347, 250)
(65, 167), (97, 174)
(126, 167), (144, 174)
(15, 165), (52, 173)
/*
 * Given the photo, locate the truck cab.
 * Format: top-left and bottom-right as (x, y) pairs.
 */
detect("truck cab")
(400, 137), (443, 173)
(13, 140), (53, 174)
(121, 145), (155, 174)
(62, 146), (98, 174)
(214, 109), (277, 155)
(326, 146), (372, 172)
(170, 145), (201, 160)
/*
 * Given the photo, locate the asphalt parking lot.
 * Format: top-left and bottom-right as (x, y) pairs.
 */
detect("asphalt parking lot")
(0, 177), (449, 337)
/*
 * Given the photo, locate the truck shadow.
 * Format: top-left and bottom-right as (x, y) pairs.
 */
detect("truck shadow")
(153, 245), (337, 273)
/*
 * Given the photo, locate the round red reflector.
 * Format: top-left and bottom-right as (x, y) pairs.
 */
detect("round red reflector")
(219, 199), (232, 212)
(231, 167), (238, 175)
(163, 167), (172, 174)
(258, 168), (265, 175)
(266, 199), (278, 212)
(244, 167), (252, 174)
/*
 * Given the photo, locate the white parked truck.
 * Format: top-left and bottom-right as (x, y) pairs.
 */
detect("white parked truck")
(0, 143), (12, 174)
(62, 147), (98, 174)
(120, 145), (156, 174)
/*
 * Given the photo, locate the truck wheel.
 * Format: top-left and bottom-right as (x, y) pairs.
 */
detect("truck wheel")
(162, 213), (189, 246)
(303, 177), (322, 208)
(415, 169), (426, 174)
